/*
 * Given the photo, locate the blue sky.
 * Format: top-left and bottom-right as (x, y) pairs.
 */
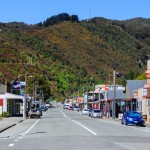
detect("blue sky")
(0, 0), (150, 24)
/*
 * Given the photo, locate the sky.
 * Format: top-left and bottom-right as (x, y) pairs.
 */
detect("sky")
(0, 0), (150, 24)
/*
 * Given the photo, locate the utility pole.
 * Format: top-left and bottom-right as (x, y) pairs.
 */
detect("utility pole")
(72, 92), (74, 106)
(23, 64), (28, 118)
(113, 69), (116, 119)
(86, 84), (89, 109)
(92, 82), (94, 109)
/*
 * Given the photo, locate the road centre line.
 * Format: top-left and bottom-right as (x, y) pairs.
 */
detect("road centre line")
(72, 120), (97, 136)
(59, 110), (97, 136)
(60, 109), (150, 134)
(8, 143), (14, 147)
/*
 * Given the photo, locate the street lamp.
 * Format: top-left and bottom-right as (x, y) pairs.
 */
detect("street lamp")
(23, 64), (28, 118)
(113, 69), (116, 119)
(112, 63), (116, 119)
(92, 82), (94, 109)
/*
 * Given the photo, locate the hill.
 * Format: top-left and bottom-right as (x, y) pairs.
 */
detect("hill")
(0, 16), (150, 101)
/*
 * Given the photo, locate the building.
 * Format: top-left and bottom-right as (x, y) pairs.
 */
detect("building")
(0, 84), (24, 117)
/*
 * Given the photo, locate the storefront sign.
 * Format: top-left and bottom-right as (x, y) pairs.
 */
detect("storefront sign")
(12, 81), (25, 90)
(12, 81), (21, 90)
(0, 99), (3, 106)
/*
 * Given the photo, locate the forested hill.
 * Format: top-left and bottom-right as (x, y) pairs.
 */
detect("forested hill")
(0, 14), (150, 101)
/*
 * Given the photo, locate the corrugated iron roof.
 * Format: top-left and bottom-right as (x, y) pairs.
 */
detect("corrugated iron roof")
(127, 80), (146, 98)
(107, 90), (126, 100)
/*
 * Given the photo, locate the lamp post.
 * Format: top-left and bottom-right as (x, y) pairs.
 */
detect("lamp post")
(86, 84), (89, 109)
(113, 69), (116, 119)
(92, 82), (94, 109)
(23, 64), (28, 118)
(112, 62), (116, 119)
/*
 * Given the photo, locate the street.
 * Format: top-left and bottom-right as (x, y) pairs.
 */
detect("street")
(1, 103), (150, 150)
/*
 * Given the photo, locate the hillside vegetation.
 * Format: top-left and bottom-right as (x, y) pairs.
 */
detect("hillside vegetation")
(0, 14), (150, 101)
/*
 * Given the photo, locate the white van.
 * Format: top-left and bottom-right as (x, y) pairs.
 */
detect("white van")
(63, 104), (70, 109)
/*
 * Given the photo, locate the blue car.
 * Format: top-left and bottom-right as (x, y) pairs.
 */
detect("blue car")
(121, 111), (145, 126)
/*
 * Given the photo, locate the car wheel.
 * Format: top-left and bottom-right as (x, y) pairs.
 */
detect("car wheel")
(125, 119), (128, 125)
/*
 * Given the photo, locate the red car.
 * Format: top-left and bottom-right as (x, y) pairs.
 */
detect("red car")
(68, 106), (74, 110)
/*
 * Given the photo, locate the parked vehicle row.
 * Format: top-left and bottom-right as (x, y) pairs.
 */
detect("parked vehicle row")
(62, 104), (146, 127)
(63, 104), (79, 111)
(82, 108), (102, 118)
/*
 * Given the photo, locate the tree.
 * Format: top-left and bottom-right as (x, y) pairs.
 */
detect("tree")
(70, 15), (79, 22)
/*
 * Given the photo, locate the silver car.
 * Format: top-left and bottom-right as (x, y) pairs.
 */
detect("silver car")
(28, 108), (41, 118)
(82, 109), (89, 115)
(73, 106), (79, 111)
(91, 109), (102, 118)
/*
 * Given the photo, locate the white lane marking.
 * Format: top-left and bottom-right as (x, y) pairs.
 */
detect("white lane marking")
(14, 140), (18, 142)
(72, 120), (97, 136)
(23, 119), (40, 135)
(8, 144), (14, 147)
(59, 109), (97, 135)
(128, 126), (150, 133)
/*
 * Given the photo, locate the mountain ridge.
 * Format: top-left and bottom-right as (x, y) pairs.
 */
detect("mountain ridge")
(0, 16), (150, 100)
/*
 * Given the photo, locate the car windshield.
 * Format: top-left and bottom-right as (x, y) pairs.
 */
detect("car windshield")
(94, 110), (101, 113)
(84, 109), (89, 111)
(127, 112), (141, 117)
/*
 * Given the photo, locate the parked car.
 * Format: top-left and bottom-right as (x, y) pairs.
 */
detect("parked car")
(40, 105), (47, 111)
(28, 101), (42, 118)
(82, 109), (89, 115)
(121, 111), (145, 126)
(28, 108), (41, 118)
(63, 104), (70, 109)
(45, 102), (50, 108)
(90, 109), (102, 118)
(73, 106), (79, 111)
(68, 106), (74, 110)
(88, 108), (93, 117)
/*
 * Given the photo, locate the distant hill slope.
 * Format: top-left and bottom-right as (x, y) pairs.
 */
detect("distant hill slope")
(0, 17), (150, 101)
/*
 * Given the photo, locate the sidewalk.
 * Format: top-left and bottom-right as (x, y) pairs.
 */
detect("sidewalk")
(0, 117), (25, 133)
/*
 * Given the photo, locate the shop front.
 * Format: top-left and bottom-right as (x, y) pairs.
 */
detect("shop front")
(0, 92), (24, 117)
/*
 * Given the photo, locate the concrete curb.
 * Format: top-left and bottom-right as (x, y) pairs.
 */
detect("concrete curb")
(0, 123), (16, 133)
(0, 119), (25, 133)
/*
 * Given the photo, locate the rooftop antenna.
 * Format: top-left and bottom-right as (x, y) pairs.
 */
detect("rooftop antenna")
(88, 8), (91, 21)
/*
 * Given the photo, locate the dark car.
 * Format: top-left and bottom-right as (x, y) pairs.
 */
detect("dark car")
(68, 106), (74, 110)
(88, 108), (93, 117)
(121, 111), (145, 126)
(40, 105), (47, 111)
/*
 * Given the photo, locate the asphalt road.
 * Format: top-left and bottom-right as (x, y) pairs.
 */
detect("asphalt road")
(1, 103), (150, 150)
